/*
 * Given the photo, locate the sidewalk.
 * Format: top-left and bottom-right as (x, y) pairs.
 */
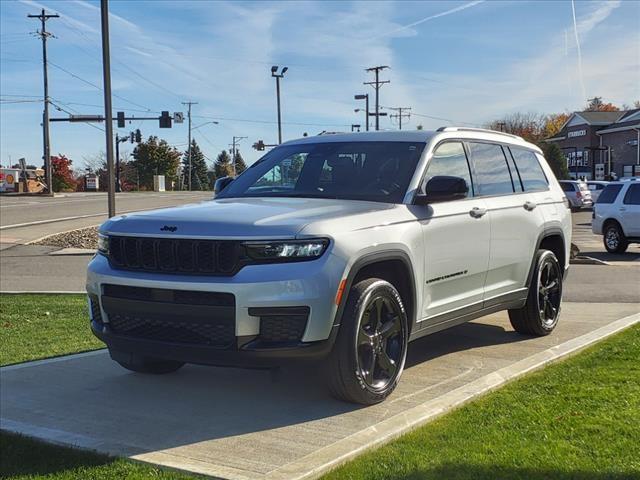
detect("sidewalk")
(2, 302), (638, 480)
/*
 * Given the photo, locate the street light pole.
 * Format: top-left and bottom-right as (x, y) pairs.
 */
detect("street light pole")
(271, 66), (288, 144)
(354, 94), (369, 131)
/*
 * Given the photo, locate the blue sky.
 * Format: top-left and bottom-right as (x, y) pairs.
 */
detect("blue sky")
(1, 0), (639, 170)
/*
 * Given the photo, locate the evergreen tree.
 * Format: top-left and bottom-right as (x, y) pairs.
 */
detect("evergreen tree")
(131, 136), (181, 190)
(542, 143), (570, 180)
(214, 150), (234, 179)
(182, 139), (209, 190)
(233, 150), (247, 175)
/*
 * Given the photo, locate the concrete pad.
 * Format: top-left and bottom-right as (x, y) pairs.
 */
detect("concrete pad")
(1, 302), (639, 480)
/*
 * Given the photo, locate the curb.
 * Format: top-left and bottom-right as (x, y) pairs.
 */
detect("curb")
(49, 248), (96, 256)
(27, 224), (100, 246)
(261, 311), (640, 480)
(0, 291), (86, 294)
(570, 255), (609, 265)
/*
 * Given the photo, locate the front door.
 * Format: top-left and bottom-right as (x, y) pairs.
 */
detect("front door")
(417, 141), (490, 323)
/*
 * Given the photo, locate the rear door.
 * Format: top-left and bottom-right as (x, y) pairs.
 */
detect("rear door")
(466, 142), (545, 304)
(418, 141), (490, 322)
(622, 184), (640, 236)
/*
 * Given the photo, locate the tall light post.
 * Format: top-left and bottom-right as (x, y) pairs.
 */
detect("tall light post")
(354, 94), (369, 131)
(271, 66), (287, 144)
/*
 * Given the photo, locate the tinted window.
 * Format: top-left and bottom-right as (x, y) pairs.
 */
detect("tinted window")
(468, 142), (514, 196)
(623, 184), (640, 205)
(218, 141), (425, 203)
(597, 184), (623, 204)
(510, 148), (548, 191)
(424, 142), (472, 198)
(560, 182), (575, 192)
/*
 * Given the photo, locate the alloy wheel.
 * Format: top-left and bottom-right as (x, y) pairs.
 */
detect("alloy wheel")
(356, 295), (405, 391)
(605, 227), (620, 250)
(537, 258), (562, 328)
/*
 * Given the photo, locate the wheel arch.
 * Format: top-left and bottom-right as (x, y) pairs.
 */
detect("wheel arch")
(526, 228), (567, 289)
(333, 250), (418, 335)
(603, 218), (625, 236)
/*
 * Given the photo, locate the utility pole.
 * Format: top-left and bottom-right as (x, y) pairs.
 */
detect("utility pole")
(99, 0), (116, 217)
(496, 121), (506, 132)
(364, 66), (390, 131)
(182, 101), (197, 191)
(229, 136), (247, 176)
(389, 107), (411, 130)
(28, 8), (58, 195)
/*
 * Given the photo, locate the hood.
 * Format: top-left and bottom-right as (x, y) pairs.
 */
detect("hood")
(100, 197), (394, 239)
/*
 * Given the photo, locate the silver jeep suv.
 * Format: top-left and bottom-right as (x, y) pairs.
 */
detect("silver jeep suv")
(87, 128), (571, 405)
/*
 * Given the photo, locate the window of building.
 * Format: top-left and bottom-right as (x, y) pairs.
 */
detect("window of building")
(424, 142), (473, 198)
(467, 142), (514, 196)
(509, 148), (549, 191)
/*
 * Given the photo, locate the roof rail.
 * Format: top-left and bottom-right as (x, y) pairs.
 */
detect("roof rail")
(436, 126), (522, 140)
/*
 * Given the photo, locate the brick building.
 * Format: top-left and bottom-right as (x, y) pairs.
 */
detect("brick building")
(546, 109), (640, 180)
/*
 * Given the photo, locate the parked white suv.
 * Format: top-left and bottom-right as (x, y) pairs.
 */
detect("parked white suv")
(592, 180), (640, 253)
(87, 128), (571, 405)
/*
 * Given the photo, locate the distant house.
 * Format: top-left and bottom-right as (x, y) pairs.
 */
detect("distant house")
(546, 109), (640, 180)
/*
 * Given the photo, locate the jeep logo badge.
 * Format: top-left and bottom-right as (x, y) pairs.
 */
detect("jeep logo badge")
(160, 225), (177, 232)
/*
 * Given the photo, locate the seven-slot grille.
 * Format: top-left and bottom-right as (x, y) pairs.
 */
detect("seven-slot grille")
(108, 236), (242, 275)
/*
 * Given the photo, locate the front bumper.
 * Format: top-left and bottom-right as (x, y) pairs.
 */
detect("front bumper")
(86, 251), (347, 366)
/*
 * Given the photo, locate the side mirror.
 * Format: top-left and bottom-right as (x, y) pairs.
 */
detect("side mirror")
(414, 175), (469, 205)
(214, 176), (234, 196)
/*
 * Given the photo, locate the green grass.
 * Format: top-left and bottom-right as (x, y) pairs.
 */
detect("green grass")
(0, 294), (103, 366)
(323, 325), (640, 480)
(0, 432), (201, 480)
(1, 294), (638, 479)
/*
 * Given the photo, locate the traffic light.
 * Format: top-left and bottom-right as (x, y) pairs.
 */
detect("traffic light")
(129, 132), (135, 143)
(117, 111), (125, 128)
(159, 111), (172, 128)
(135, 129), (142, 143)
(252, 140), (265, 151)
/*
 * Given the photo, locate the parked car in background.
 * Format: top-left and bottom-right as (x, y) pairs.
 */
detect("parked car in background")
(559, 180), (593, 211)
(586, 181), (609, 203)
(592, 180), (640, 253)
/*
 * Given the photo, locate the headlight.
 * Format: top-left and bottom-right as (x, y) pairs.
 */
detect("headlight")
(243, 239), (329, 262)
(97, 233), (109, 256)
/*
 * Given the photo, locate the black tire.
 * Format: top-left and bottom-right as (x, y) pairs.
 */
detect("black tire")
(325, 278), (408, 405)
(509, 250), (563, 336)
(603, 222), (629, 254)
(115, 354), (184, 374)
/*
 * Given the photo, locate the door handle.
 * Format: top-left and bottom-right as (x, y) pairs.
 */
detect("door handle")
(523, 201), (537, 211)
(620, 207), (626, 212)
(469, 207), (487, 218)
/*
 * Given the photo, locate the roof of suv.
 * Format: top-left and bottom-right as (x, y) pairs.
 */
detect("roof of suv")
(283, 128), (538, 151)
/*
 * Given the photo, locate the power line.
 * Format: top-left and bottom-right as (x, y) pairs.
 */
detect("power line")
(47, 60), (153, 112)
(58, 17), (183, 101)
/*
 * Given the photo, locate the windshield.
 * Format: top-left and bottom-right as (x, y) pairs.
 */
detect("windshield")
(217, 141), (425, 203)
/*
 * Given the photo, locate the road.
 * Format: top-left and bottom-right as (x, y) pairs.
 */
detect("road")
(0, 205), (638, 295)
(0, 191), (211, 246)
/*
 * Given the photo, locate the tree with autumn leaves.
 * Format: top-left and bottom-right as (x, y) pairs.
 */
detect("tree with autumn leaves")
(50, 154), (77, 192)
